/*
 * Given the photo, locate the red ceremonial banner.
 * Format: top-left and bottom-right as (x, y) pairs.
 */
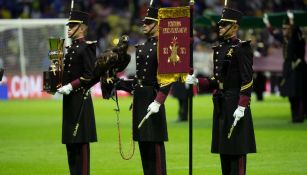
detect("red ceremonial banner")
(158, 10), (191, 74)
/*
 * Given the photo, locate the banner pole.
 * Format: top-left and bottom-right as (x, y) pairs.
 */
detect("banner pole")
(189, 1), (194, 175)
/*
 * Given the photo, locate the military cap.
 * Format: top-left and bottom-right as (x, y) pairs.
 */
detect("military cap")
(67, 10), (89, 25)
(219, 7), (243, 24)
(144, 7), (158, 23)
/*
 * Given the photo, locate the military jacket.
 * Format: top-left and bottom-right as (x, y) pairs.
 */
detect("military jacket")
(132, 36), (169, 142)
(200, 38), (256, 154)
(210, 38), (253, 98)
(63, 39), (96, 88)
(135, 37), (158, 86)
(61, 38), (97, 144)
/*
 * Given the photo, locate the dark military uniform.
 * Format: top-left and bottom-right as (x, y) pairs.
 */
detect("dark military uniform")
(209, 38), (256, 154)
(117, 7), (170, 175)
(197, 8), (256, 175)
(133, 37), (169, 142)
(133, 36), (170, 175)
(270, 25), (307, 122)
(62, 38), (97, 144)
(61, 11), (97, 175)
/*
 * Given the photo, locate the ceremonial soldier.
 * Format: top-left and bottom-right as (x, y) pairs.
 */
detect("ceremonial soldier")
(263, 12), (307, 122)
(186, 7), (256, 175)
(117, 6), (171, 175)
(57, 10), (97, 175)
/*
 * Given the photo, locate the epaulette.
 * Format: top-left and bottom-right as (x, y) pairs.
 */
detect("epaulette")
(239, 40), (251, 46)
(86, 41), (97, 44)
(135, 42), (145, 48)
(231, 39), (251, 48)
(212, 45), (218, 49)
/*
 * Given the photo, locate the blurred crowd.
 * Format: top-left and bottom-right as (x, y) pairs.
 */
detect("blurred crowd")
(1, 0), (306, 19)
(1, 0), (306, 46)
(0, 0), (306, 93)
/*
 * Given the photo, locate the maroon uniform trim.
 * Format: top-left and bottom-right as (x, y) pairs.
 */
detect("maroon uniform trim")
(198, 78), (210, 91)
(239, 156), (245, 175)
(155, 91), (167, 104)
(71, 78), (81, 89)
(238, 95), (250, 107)
(155, 144), (162, 175)
(82, 144), (88, 175)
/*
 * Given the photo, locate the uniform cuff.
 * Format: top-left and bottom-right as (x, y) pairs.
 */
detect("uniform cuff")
(238, 95), (250, 107)
(155, 91), (167, 104)
(198, 78), (209, 91)
(70, 79), (81, 89)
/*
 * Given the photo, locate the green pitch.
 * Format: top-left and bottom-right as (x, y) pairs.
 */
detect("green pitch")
(0, 95), (307, 175)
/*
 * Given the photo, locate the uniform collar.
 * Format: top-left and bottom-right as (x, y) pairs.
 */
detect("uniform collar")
(219, 36), (238, 44)
(72, 37), (85, 44)
(147, 36), (157, 42)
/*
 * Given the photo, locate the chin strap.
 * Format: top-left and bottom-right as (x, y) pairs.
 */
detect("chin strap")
(71, 23), (82, 39)
(146, 22), (158, 37)
(220, 23), (235, 40)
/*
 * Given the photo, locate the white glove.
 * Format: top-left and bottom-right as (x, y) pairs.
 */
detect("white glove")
(57, 83), (73, 95)
(147, 100), (161, 114)
(233, 106), (246, 121)
(185, 74), (198, 85)
(263, 13), (270, 27)
(287, 10), (294, 19)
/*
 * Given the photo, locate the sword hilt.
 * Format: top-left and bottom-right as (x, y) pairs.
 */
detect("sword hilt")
(227, 117), (239, 139)
(138, 111), (153, 129)
(73, 123), (79, 137)
(227, 125), (235, 139)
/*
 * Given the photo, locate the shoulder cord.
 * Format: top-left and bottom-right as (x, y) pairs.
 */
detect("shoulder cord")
(112, 82), (135, 160)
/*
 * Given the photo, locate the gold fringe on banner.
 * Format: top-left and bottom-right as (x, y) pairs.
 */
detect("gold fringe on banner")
(158, 6), (190, 19)
(157, 73), (188, 86)
(157, 6), (191, 85)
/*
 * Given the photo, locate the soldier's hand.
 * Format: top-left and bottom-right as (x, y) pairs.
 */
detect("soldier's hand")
(263, 13), (270, 27)
(57, 83), (73, 95)
(287, 10), (294, 19)
(287, 10), (294, 25)
(233, 106), (245, 121)
(147, 100), (161, 114)
(185, 74), (198, 85)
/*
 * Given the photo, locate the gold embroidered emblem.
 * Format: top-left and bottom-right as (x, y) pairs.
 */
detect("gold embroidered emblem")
(227, 48), (233, 57)
(168, 36), (180, 65)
